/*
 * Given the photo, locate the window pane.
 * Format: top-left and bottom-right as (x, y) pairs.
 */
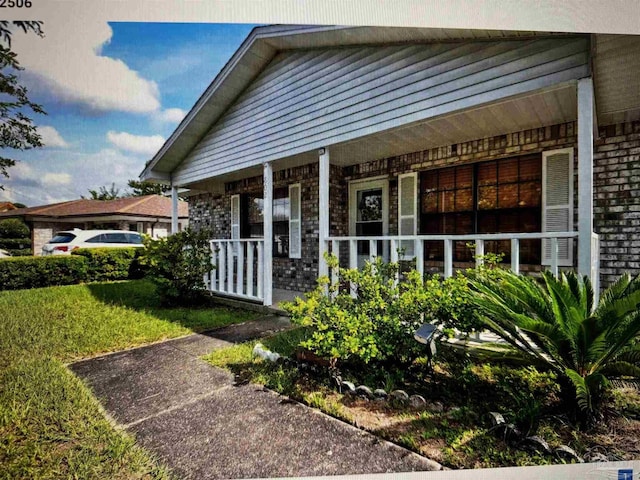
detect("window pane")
(357, 189), (383, 221)
(498, 158), (518, 184)
(455, 187), (473, 211)
(498, 183), (519, 208)
(440, 190), (455, 212)
(478, 161), (497, 186)
(520, 155), (542, 181)
(478, 185), (497, 210)
(422, 191), (438, 213)
(456, 165), (473, 188)
(519, 181), (541, 208)
(274, 221), (289, 257)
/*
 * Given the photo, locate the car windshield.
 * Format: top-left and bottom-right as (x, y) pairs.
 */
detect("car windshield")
(49, 233), (76, 244)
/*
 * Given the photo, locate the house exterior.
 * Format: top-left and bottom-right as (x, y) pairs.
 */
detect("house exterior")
(0, 195), (188, 255)
(141, 25), (640, 306)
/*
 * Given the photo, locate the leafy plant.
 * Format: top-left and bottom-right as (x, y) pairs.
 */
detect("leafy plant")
(139, 228), (213, 306)
(72, 247), (145, 282)
(468, 269), (640, 425)
(284, 255), (428, 365)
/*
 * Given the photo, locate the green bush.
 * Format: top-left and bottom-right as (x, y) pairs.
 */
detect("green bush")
(4, 248), (32, 256)
(0, 256), (88, 290)
(284, 255), (430, 365)
(0, 238), (31, 249)
(0, 218), (29, 238)
(139, 228), (213, 306)
(72, 247), (146, 282)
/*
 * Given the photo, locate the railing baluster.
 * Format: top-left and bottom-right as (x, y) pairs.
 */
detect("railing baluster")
(390, 238), (399, 285)
(443, 239), (453, 278)
(349, 239), (358, 298)
(257, 242), (264, 300)
(331, 240), (339, 298)
(236, 241), (244, 295)
(227, 241), (234, 294)
(246, 241), (254, 298)
(475, 239), (485, 267)
(369, 239), (377, 262)
(551, 237), (559, 276)
(218, 242), (226, 293)
(511, 238), (520, 274)
(415, 238), (424, 278)
(209, 241), (216, 291)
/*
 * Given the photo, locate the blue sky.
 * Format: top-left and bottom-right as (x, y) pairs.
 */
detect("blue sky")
(1, 22), (256, 206)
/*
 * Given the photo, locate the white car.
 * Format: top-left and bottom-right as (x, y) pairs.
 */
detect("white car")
(41, 229), (144, 255)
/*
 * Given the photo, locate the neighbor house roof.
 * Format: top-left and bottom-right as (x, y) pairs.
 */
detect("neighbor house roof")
(0, 202), (17, 212)
(0, 195), (188, 220)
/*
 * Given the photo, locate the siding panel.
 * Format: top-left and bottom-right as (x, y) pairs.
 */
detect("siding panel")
(174, 38), (588, 185)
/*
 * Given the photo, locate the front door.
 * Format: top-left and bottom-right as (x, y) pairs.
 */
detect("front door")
(349, 178), (389, 268)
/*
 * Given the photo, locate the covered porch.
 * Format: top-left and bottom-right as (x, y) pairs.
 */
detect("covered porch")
(183, 78), (600, 307)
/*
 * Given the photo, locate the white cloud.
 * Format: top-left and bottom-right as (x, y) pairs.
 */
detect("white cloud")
(42, 172), (72, 185)
(1, 148), (144, 206)
(158, 108), (187, 124)
(106, 131), (165, 156)
(38, 126), (68, 148)
(12, 20), (160, 114)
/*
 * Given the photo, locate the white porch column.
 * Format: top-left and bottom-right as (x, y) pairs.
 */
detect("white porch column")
(577, 77), (595, 284)
(318, 147), (330, 279)
(171, 185), (179, 234)
(263, 162), (273, 306)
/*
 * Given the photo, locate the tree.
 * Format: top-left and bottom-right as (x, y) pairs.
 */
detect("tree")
(127, 179), (169, 196)
(0, 21), (45, 188)
(468, 269), (640, 426)
(83, 183), (121, 201)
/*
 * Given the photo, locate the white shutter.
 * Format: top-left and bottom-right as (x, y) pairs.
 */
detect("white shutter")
(289, 183), (301, 259)
(230, 194), (240, 240)
(542, 148), (574, 266)
(398, 172), (417, 257)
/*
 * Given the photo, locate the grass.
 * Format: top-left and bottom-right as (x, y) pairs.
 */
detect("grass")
(0, 279), (258, 479)
(205, 329), (640, 469)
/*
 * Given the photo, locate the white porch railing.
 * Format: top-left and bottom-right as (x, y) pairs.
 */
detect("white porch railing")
(208, 239), (264, 302)
(324, 231), (592, 281)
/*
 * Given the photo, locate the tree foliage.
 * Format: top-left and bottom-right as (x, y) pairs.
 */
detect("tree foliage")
(0, 218), (29, 238)
(468, 269), (640, 426)
(127, 179), (169, 197)
(0, 21), (45, 188)
(83, 183), (121, 201)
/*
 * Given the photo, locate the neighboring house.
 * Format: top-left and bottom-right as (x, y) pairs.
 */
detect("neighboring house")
(0, 202), (17, 213)
(141, 25), (640, 306)
(0, 195), (188, 255)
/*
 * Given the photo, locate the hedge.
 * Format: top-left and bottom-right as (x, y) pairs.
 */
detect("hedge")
(0, 238), (31, 249)
(0, 256), (88, 291)
(71, 247), (146, 282)
(4, 248), (32, 256)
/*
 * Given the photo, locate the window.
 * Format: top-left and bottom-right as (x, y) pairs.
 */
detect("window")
(50, 233), (76, 243)
(420, 154), (542, 263)
(241, 186), (299, 258)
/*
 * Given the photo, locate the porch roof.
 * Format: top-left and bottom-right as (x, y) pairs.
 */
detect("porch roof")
(141, 25), (640, 185)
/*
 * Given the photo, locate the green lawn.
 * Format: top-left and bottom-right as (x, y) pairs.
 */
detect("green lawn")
(0, 279), (257, 479)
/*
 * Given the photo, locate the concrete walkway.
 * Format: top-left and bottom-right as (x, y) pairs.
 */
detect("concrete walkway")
(71, 316), (442, 479)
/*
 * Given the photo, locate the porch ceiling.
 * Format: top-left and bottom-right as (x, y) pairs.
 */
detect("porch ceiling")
(184, 83), (577, 192)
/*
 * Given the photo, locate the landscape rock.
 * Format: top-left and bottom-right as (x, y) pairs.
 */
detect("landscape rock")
(585, 452), (609, 463)
(519, 435), (552, 455)
(494, 423), (522, 444)
(554, 445), (584, 463)
(373, 388), (388, 399)
(426, 401), (444, 413)
(488, 411), (505, 427)
(409, 394), (427, 408)
(355, 385), (374, 399)
(340, 381), (356, 395)
(389, 390), (410, 405)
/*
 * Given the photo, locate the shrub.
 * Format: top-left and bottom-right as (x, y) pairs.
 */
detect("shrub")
(284, 255), (431, 365)
(468, 269), (640, 426)
(139, 228), (213, 306)
(0, 238), (31, 249)
(0, 218), (29, 238)
(4, 248), (32, 256)
(72, 247), (145, 282)
(0, 256), (87, 290)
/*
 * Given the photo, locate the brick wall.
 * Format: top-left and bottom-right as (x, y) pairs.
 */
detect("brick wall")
(594, 121), (640, 287)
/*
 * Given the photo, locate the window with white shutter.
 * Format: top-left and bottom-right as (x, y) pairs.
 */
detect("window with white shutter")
(398, 172), (417, 257)
(289, 183), (301, 259)
(542, 148), (574, 266)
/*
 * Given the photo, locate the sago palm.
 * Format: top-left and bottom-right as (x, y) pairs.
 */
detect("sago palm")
(467, 269), (640, 424)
